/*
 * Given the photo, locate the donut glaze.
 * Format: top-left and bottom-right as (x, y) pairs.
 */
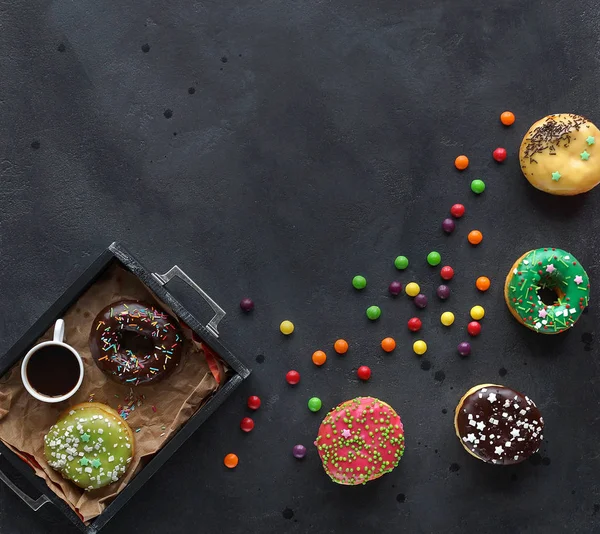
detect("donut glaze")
(454, 384), (543, 465)
(89, 300), (183, 386)
(314, 397), (405, 485)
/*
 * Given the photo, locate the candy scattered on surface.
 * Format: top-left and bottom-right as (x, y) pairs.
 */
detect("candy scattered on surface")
(471, 179), (486, 194)
(454, 155), (469, 170)
(440, 266), (454, 280)
(457, 342), (471, 357)
(468, 230), (483, 245)
(352, 275), (367, 290)
(312, 350), (327, 366)
(240, 298), (254, 312)
(280, 320), (295, 335)
(414, 294), (428, 309)
(388, 281), (403, 296)
(308, 397), (323, 412)
(476, 276), (491, 291)
(366, 306), (381, 320)
(247, 396), (261, 410)
(394, 256), (409, 270)
(334, 339), (349, 354)
(500, 111), (515, 126)
(450, 204), (465, 218)
(240, 417), (254, 432)
(408, 317), (422, 332)
(436, 284), (451, 300)
(493, 147), (507, 162)
(441, 311), (455, 326)
(286, 370), (301, 385)
(413, 340), (427, 355)
(224, 453), (239, 468)
(442, 218), (456, 234)
(470, 305), (485, 320)
(357, 366), (371, 380)
(381, 337), (396, 352)
(467, 321), (482, 336)
(292, 444), (307, 459)
(405, 282), (420, 297)
(427, 251), (442, 266)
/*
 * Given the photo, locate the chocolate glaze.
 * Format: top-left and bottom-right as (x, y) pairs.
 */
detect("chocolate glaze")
(89, 299), (183, 386)
(456, 385), (544, 465)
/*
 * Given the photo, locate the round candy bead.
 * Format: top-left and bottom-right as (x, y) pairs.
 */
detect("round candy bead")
(286, 370), (301, 385)
(441, 311), (455, 326)
(471, 179), (486, 194)
(427, 251), (441, 266)
(458, 342), (471, 357)
(407, 317), (422, 332)
(292, 444), (307, 459)
(476, 276), (490, 291)
(436, 284), (451, 300)
(240, 298), (254, 312)
(440, 266), (454, 280)
(468, 230), (483, 245)
(442, 218), (455, 234)
(413, 340), (427, 355)
(334, 339), (349, 354)
(312, 350), (327, 366)
(470, 305), (485, 320)
(240, 417), (254, 432)
(247, 396), (261, 410)
(381, 337), (396, 352)
(308, 397), (322, 412)
(493, 147), (507, 162)
(468, 321), (482, 336)
(280, 320), (294, 335)
(414, 294), (428, 309)
(357, 366), (371, 380)
(366, 306), (381, 320)
(352, 275), (367, 290)
(450, 204), (465, 218)
(224, 453), (239, 468)
(394, 256), (409, 270)
(500, 111), (515, 126)
(405, 282), (420, 297)
(455, 155), (469, 170)
(388, 281), (403, 296)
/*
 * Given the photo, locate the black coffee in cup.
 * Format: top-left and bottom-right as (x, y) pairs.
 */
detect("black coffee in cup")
(26, 345), (81, 397)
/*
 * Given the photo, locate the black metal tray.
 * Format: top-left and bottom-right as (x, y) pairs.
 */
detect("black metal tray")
(0, 242), (250, 533)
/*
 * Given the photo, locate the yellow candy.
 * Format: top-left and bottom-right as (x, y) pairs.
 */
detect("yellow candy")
(440, 312), (455, 326)
(413, 340), (427, 355)
(280, 320), (295, 335)
(470, 306), (485, 320)
(405, 282), (420, 297)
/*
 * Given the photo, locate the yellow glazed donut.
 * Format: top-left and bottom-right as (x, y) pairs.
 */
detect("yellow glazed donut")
(519, 113), (600, 195)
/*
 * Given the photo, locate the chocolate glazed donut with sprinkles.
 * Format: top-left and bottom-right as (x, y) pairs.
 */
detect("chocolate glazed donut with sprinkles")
(504, 248), (590, 334)
(89, 300), (183, 385)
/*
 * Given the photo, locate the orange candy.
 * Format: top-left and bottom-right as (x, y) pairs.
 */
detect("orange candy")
(312, 350), (327, 366)
(224, 453), (239, 468)
(468, 230), (483, 245)
(500, 111), (515, 126)
(476, 276), (491, 291)
(334, 339), (349, 354)
(454, 155), (469, 170)
(381, 337), (396, 352)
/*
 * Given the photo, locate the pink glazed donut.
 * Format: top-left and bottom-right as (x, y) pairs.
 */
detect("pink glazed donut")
(314, 396), (405, 485)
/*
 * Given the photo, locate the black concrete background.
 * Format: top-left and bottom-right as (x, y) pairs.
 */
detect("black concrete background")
(1, 1), (600, 532)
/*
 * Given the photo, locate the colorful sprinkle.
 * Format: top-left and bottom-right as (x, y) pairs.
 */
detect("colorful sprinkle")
(580, 150), (590, 161)
(586, 136), (595, 146)
(551, 171), (561, 182)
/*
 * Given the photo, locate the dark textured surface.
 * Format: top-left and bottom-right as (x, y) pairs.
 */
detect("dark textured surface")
(1, 1), (600, 532)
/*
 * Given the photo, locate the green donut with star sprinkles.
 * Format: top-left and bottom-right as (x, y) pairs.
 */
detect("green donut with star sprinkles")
(504, 248), (590, 334)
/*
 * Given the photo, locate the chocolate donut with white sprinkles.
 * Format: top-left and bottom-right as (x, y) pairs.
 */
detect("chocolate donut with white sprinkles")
(89, 299), (183, 386)
(454, 384), (544, 465)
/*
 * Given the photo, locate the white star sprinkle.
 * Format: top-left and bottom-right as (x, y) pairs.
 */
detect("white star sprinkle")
(476, 421), (485, 431)
(487, 393), (497, 403)
(511, 428), (520, 438)
(495, 446), (504, 455)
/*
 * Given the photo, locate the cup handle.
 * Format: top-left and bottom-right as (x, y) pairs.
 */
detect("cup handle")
(53, 319), (65, 343)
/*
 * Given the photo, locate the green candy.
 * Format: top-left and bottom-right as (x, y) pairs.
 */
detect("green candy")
(471, 179), (486, 194)
(352, 275), (367, 289)
(366, 306), (381, 320)
(394, 256), (409, 270)
(427, 251), (441, 266)
(308, 397), (322, 412)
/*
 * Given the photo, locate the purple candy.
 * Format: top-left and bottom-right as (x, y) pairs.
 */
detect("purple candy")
(436, 285), (450, 300)
(458, 342), (471, 357)
(414, 294), (428, 309)
(240, 298), (254, 312)
(389, 281), (403, 296)
(292, 444), (307, 459)
(442, 218), (456, 234)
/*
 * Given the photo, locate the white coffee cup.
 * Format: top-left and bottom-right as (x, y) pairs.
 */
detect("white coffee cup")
(21, 319), (84, 403)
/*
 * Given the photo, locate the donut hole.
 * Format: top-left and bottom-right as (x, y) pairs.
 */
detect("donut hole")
(538, 286), (561, 306)
(118, 330), (155, 356)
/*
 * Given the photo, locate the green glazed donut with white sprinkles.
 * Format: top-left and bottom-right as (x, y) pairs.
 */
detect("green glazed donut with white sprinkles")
(504, 247), (590, 334)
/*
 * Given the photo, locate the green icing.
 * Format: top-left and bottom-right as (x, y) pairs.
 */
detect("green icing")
(507, 248), (590, 334)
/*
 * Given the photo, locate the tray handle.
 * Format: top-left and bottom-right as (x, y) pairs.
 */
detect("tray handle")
(0, 453), (51, 511)
(152, 266), (226, 338)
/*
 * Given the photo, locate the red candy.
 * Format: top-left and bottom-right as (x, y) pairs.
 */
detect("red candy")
(240, 417), (254, 432)
(357, 366), (371, 381)
(407, 317), (422, 332)
(286, 370), (300, 385)
(450, 204), (465, 218)
(247, 396), (261, 410)
(440, 266), (454, 280)
(493, 147), (507, 162)
(467, 321), (482, 337)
